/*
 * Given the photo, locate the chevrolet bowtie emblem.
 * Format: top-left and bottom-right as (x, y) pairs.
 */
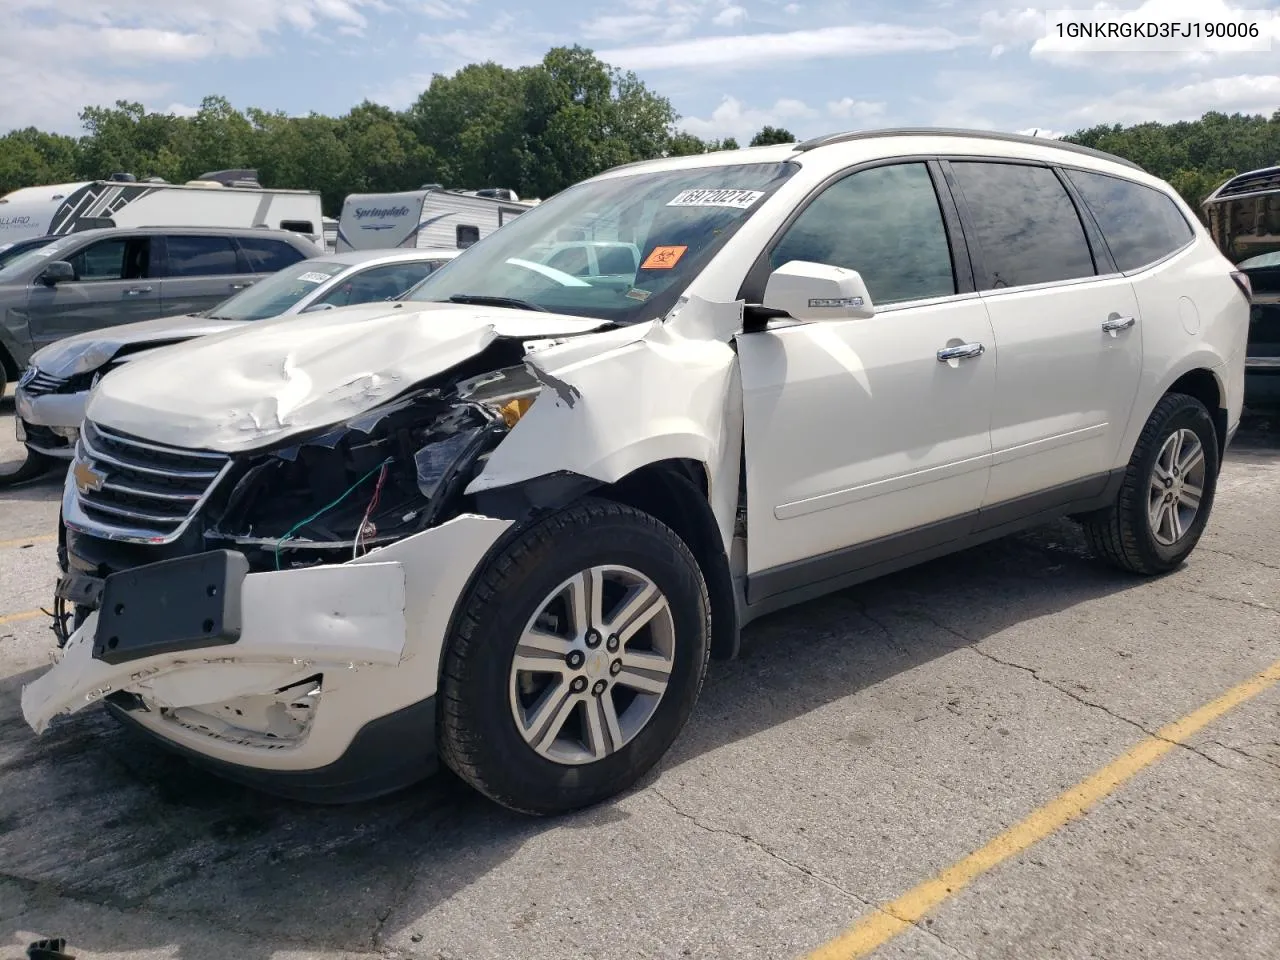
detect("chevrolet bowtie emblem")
(73, 459), (107, 495)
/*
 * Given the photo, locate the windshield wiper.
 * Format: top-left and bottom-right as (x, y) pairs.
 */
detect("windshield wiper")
(445, 294), (549, 312)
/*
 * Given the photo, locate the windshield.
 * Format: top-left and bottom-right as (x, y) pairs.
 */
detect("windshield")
(404, 161), (798, 322)
(0, 235), (74, 282)
(205, 259), (347, 321)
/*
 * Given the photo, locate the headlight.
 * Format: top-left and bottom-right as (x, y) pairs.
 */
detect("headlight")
(455, 365), (541, 427)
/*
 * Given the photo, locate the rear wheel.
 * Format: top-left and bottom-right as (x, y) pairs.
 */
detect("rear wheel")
(1080, 392), (1219, 575)
(438, 498), (711, 816)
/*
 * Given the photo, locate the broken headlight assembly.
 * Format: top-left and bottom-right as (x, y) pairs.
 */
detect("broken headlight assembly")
(208, 364), (542, 569)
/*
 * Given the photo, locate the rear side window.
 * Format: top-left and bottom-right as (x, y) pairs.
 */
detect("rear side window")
(456, 224), (480, 248)
(239, 237), (308, 272)
(770, 162), (956, 305)
(1064, 169), (1194, 272)
(597, 245), (638, 274)
(949, 162), (1096, 289)
(166, 235), (240, 277)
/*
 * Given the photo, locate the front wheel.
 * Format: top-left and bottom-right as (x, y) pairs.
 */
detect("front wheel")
(1080, 392), (1219, 575)
(438, 498), (711, 816)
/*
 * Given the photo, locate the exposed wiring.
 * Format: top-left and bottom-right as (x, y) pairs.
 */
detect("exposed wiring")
(353, 461), (390, 560)
(274, 458), (393, 570)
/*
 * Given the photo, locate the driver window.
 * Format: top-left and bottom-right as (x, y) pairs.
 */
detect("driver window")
(67, 237), (150, 282)
(770, 163), (956, 305)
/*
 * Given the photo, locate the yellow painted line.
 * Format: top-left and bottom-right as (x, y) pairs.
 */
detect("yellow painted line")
(806, 658), (1280, 960)
(0, 534), (56, 550)
(0, 608), (45, 627)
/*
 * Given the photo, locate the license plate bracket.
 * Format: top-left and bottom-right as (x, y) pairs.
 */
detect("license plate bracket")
(93, 550), (251, 665)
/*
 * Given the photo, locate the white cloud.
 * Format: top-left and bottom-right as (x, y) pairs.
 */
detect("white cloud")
(1064, 73), (1280, 125)
(601, 23), (976, 71)
(415, 13), (551, 73)
(163, 102), (201, 118)
(784, 2), (801, 12)
(679, 94), (819, 142)
(826, 97), (886, 123)
(2, 0), (392, 130)
(712, 4), (748, 27)
(416, 0), (474, 18)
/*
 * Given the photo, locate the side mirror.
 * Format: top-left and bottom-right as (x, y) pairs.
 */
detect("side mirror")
(39, 261), (75, 286)
(301, 302), (337, 313)
(762, 260), (875, 322)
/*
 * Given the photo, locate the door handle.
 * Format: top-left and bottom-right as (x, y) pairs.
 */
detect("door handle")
(229, 281), (254, 291)
(1102, 314), (1136, 336)
(124, 286), (152, 296)
(937, 342), (985, 362)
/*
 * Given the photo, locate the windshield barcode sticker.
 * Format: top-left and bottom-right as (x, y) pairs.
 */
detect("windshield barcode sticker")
(667, 189), (765, 209)
(297, 272), (335, 284)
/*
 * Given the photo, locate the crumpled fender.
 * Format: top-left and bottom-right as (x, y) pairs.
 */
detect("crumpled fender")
(467, 296), (745, 552)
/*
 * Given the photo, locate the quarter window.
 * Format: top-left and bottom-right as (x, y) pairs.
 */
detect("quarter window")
(165, 235), (241, 277)
(949, 162), (1096, 289)
(770, 163), (956, 305)
(1065, 168), (1195, 272)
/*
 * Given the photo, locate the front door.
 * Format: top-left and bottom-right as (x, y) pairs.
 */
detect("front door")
(24, 235), (159, 349)
(736, 161), (997, 605)
(943, 160), (1144, 510)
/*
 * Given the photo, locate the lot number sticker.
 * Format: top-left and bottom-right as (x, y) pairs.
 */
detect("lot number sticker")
(666, 188), (765, 209)
(297, 271), (336, 284)
(641, 245), (688, 269)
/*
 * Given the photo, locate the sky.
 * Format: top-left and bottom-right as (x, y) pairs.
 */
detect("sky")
(1, 0), (1278, 143)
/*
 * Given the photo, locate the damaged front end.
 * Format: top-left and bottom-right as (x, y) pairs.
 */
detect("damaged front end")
(35, 342), (553, 768)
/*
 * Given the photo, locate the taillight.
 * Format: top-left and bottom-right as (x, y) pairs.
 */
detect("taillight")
(1230, 270), (1252, 299)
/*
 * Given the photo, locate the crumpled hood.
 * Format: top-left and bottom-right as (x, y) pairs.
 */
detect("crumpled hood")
(85, 301), (611, 453)
(32, 313), (243, 378)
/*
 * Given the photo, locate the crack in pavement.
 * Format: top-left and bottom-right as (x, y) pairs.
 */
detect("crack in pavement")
(906, 611), (1239, 775)
(1200, 547), (1280, 574)
(1206, 739), (1280, 774)
(648, 788), (977, 960)
(648, 787), (870, 908)
(1179, 586), (1276, 615)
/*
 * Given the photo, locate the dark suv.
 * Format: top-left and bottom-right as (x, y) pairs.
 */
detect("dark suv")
(0, 226), (321, 397)
(1203, 165), (1280, 406)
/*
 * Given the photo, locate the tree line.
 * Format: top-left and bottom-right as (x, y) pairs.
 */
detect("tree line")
(1, 44), (1276, 217)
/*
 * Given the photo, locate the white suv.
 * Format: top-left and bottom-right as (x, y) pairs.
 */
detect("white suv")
(23, 129), (1250, 815)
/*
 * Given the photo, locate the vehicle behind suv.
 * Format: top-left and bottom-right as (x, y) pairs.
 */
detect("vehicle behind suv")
(0, 226), (321, 398)
(22, 129), (1249, 818)
(5, 247), (460, 483)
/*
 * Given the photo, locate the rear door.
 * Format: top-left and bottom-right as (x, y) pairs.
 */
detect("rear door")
(23, 234), (161, 347)
(157, 234), (255, 316)
(943, 159), (1143, 512)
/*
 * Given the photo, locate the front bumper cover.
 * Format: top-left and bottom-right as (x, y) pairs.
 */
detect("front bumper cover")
(23, 513), (513, 798)
(14, 385), (86, 459)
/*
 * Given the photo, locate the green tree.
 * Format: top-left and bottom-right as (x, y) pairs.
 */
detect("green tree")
(0, 128), (78, 190)
(749, 125), (796, 146)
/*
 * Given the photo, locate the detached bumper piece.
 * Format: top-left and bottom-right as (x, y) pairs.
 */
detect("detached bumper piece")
(92, 550), (250, 665)
(27, 939), (75, 960)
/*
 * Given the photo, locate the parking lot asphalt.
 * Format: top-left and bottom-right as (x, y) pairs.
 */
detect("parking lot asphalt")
(1, 386), (1278, 960)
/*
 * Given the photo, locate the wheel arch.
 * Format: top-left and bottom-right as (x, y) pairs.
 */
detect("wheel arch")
(1122, 360), (1229, 474)
(471, 459), (741, 661)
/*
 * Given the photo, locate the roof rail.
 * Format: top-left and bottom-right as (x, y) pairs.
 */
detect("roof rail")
(1203, 165), (1280, 205)
(793, 127), (1144, 172)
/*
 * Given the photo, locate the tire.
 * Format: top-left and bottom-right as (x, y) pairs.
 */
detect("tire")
(1080, 392), (1220, 575)
(438, 497), (712, 816)
(0, 447), (54, 487)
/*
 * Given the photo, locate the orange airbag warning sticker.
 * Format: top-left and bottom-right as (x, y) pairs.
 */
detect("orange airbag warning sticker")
(641, 245), (687, 269)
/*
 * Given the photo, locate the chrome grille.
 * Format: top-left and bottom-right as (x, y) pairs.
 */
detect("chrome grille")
(18, 369), (68, 398)
(72, 420), (230, 541)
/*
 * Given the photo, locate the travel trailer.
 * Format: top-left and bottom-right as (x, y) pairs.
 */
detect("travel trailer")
(335, 186), (535, 252)
(0, 171), (325, 248)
